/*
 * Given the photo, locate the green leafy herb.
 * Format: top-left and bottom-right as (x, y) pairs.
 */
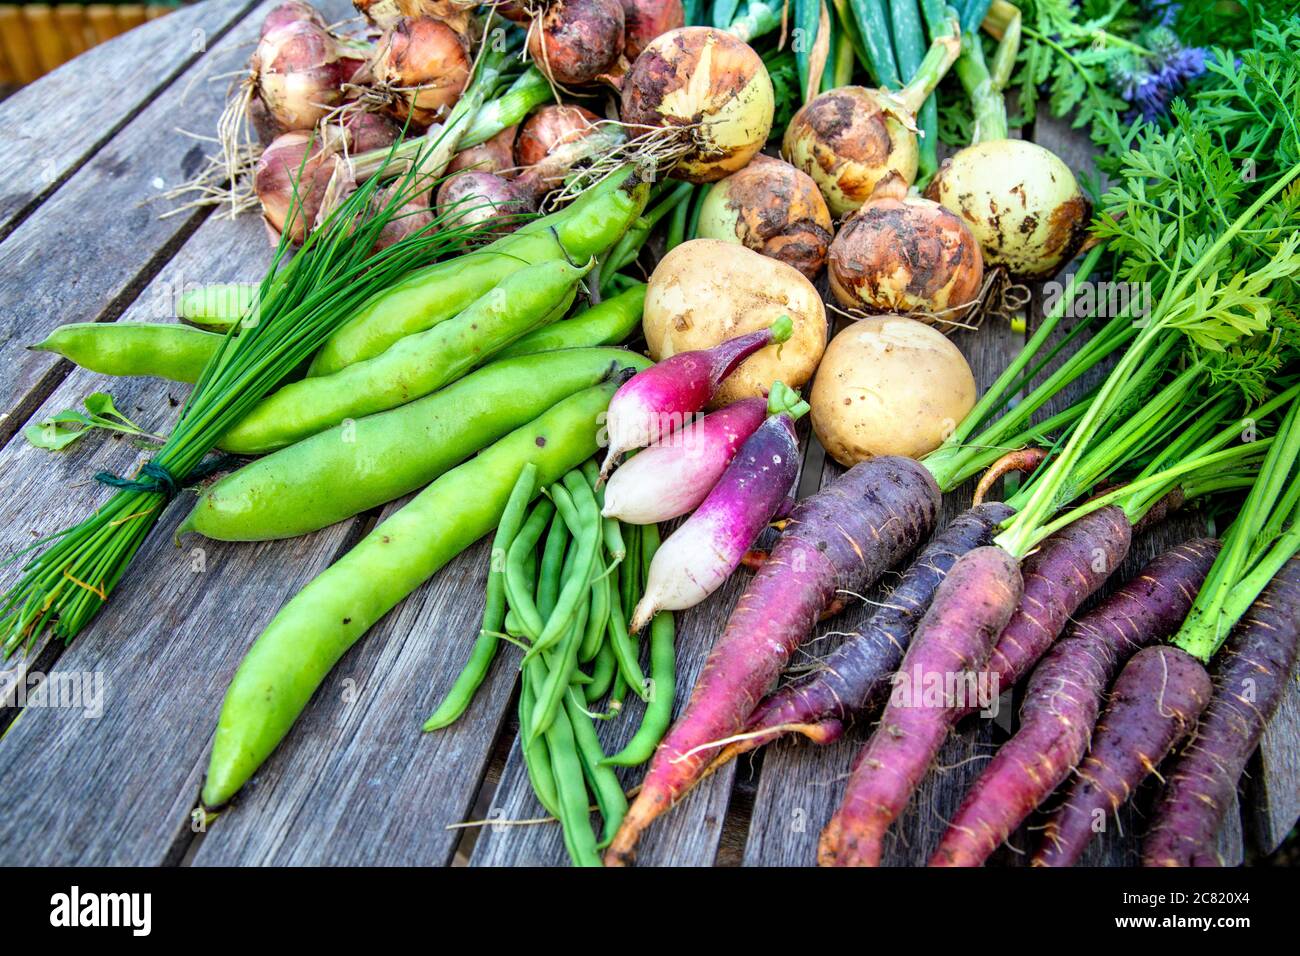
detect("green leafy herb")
(23, 393), (162, 451)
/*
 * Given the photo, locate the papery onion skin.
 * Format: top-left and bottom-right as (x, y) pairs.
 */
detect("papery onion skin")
(528, 0), (625, 87)
(254, 19), (349, 131)
(782, 86), (917, 217)
(341, 110), (401, 153)
(828, 195), (983, 321)
(262, 0), (326, 37)
(515, 104), (601, 167)
(373, 15), (472, 127)
(697, 154), (833, 279)
(621, 27), (773, 183)
(620, 0), (684, 61)
(449, 125), (519, 176)
(436, 171), (537, 233)
(923, 139), (1090, 280)
(355, 0), (477, 34)
(255, 132), (336, 243)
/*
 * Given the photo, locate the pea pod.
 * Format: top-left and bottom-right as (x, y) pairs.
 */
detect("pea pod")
(220, 257), (592, 454)
(201, 382), (619, 808)
(423, 462), (538, 732)
(183, 348), (650, 542)
(311, 167), (651, 376)
(30, 322), (220, 384)
(494, 284), (647, 360)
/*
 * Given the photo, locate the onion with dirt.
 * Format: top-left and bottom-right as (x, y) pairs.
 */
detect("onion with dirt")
(527, 0), (626, 86)
(620, 27), (774, 183)
(811, 316), (976, 465)
(696, 154), (833, 279)
(924, 139), (1090, 280)
(827, 182), (983, 322)
(372, 15), (473, 127)
(642, 238), (826, 406)
(436, 171), (536, 233)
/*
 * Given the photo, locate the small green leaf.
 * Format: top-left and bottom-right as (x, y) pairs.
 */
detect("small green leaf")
(24, 422), (85, 451)
(84, 392), (134, 427)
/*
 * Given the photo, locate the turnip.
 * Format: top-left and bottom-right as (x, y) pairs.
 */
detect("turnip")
(601, 397), (767, 524)
(628, 384), (807, 631)
(598, 315), (792, 478)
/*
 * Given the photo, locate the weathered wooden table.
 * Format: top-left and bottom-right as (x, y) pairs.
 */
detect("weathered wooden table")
(0, 0), (1295, 867)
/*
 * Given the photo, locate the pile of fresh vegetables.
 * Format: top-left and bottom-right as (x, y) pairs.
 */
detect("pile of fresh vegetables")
(7, 0), (1300, 869)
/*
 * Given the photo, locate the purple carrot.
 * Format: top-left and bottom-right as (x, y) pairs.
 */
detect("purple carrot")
(819, 546), (1023, 867)
(628, 384), (806, 631)
(605, 455), (941, 865)
(601, 397), (767, 524)
(1033, 645), (1213, 866)
(1143, 555), (1300, 866)
(715, 503), (1015, 764)
(930, 539), (1220, 867)
(598, 315), (794, 478)
(975, 505), (1132, 707)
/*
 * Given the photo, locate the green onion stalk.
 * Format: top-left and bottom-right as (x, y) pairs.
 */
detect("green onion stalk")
(0, 90), (504, 656)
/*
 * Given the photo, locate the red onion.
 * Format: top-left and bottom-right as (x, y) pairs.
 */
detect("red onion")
(528, 0), (625, 86)
(448, 125), (519, 176)
(436, 171), (536, 233)
(372, 15), (472, 127)
(620, 0), (683, 61)
(253, 17), (352, 131)
(255, 132), (337, 243)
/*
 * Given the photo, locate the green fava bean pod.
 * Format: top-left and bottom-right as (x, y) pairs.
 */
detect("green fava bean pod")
(31, 322), (221, 384)
(220, 257), (593, 454)
(201, 382), (619, 809)
(183, 349), (650, 542)
(423, 462), (538, 732)
(177, 283), (260, 331)
(495, 284), (647, 360)
(310, 168), (651, 376)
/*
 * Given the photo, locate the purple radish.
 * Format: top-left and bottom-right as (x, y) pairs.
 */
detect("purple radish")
(1033, 645), (1213, 867)
(1143, 555), (1300, 866)
(628, 383), (806, 633)
(601, 397), (768, 524)
(598, 315), (794, 479)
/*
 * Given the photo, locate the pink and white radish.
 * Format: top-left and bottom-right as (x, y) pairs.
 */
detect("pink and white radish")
(601, 397), (767, 524)
(627, 383), (807, 632)
(598, 315), (792, 479)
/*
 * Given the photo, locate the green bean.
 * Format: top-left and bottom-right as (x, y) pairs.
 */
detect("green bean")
(565, 688), (628, 846)
(202, 383), (618, 808)
(620, 525), (642, 614)
(423, 462), (538, 731)
(581, 459), (627, 568)
(570, 669), (593, 686)
(184, 348), (651, 542)
(606, 563), (650, 701)
(584, 639), (617, 702)
(177, 282), (259, 331)
(312, 169), (650, 376)
(609, 672), (629, 715)
(603, 523), (676, 766)
(536, 509), (571, 620)
(518, 663), (560, 816)
(31, 322), (221, 384)
(544, 708), (602, 867)
(504, 498), (553, 641)
(527, 476), (600, 658)
(529, 586), (589, 739)
(494, 284), (647, 360)
(504, 608), (526, 638)
(221, 258), (591, 454)
(579, 562), (610, 663)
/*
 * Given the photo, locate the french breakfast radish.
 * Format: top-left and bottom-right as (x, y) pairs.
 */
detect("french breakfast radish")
(598, 316), (792, 478)
(628, 384), (806, 631)
(1142, 555), (1300, 866)
(601, 397), (767, 524)
(930, 539), (1221, 867)
(606, 456), (941, 865)
(1033, 645), (1214, 867)
(819, 546), (1023, 867)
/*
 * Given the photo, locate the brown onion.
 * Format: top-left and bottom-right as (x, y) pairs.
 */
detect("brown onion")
(515, 104), (601, 167)
(448, 125), (519, 176)
(620, 27), (773, 183)
(696, 154), (833, 278)
(340, 110), (402, 153)
(827, 186), (984, 322)
(528, 0), (625, 86)
(253, 18), (351, 131)
(372, 15), (471, 127)
(255, 132), (337, 243)
(620, 0), (684, 61)
(436, 171), (536, 234)
(355, 0), (477, 35)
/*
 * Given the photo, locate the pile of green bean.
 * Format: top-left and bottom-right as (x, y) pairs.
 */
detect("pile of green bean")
(427, 460), (677, 866)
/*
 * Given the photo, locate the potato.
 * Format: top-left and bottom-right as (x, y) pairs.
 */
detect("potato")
(644, 239), (827, 406)
(811, 316), (976, 465)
